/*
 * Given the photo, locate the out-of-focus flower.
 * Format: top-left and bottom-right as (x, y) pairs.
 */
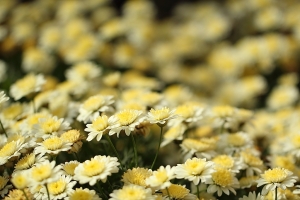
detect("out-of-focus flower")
(145, 165), (175, 190)
(109, 184), (155, 200)
(122, 167), (152, 187)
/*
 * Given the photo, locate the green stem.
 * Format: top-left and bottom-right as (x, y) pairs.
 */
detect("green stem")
(105, 135), (124, 170)
(0, 119), (7, 137)
(275, 186), (277, 200)
(45, 184), (50, 200)
(73, 152), (80, 161)
(196, 182), (200, 199)
(130, 133), (138, 167)
(21, 189), (29, 200)
(151, 126), (163, 170)
(32, 99), (36, 113)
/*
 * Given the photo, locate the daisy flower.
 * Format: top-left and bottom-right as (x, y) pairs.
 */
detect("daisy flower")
(174, 157), (215, 185)
(147, 107), (176, 127)
(0, 139), (26, 166)
(122, 167), (153, 187)
(161, 124), (186, 147)
(145, 165), (175, 190)
(109, 109), (145, 137)
(240, 151), (264, 176)
(256, 167), (298, 195)
(212, 154), (246, 173)
(160, 184), (198, 200)
(74, 155), (120, 186)
(60, 129), (85, 153)
(109, 184), (156, 200)
(173, 103), (204, 126)
(34, 136), (72, 156)
(65, 61), (102, 81)
(206, 167), (240, 196)
(61, 160), (80, 177)
(77, 95), (114, 123)
(85, 115), (113, 141)
(3, 189), (33, 200)
(14, 153), (47, 171)
(40, 175), (77, 200)
(9, 73), (45, 100)
(66, 187), (102, 200)
(11, 171), (29, 189)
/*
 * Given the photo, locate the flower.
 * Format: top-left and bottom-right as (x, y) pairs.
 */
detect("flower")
(65, 61), (102, 81)
(161, 184), (198, 200)
(174, 157), (214, 185)
(66, 187), (102, 200)
(0, 176), (12, 197)
(85, 115), (112, 141)
(212, 154), (245, 173)
(109, 109), (145, 137)
(147, 107), (176, 126)
(239, 191), (264, 200)
(40, 175), (77, 200)
(14, 153), (47, 171)
(122, 167), (152, 187)
(61, 160), (80, 177)
(77, 95), (114, 123)
(256, 167), (298, 195)
(240, 151), (264, 176)
(145, 165), (175, 190)
(34, 136), (72, 156)
(206, 167), (240, 196)
(11, 171), (29, 189)
(0, 139), (26, 166)
(161, 124), (186, 147)
(3, 189), (33, 200)
(74, 155), (120, 186)
(109, 185), (156, 200)
(9, 73), (45, 100)
(60, 129), (84, 153)
(0, 91), (9, 105)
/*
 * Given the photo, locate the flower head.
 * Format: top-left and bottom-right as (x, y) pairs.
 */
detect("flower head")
(122, 167), (152, 187)
(147, 107), (176, 126)
(145, 165), (175, 190)
(109, 185), (155, 200)
(66, 187), (101, 200)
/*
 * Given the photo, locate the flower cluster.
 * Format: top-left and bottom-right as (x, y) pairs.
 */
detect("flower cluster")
(1, 0), (300, 200)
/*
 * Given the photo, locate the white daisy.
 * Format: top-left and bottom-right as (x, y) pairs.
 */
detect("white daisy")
(174, 157), (215, 185)
(239, 191), (264, 200)
(77, 95), (114, 123)
(9, 73), (45, 100)
(74, 155), (120, 186)
(256, 167), (298, 195)
(147, 107), (176, 127)
(66, 187), (102, 200)
(161, 123), (186, 147)
(34, 136), (72, 156)
(0, 139), (26, 166)
(145, 165), (175, 190)
(85, 115), (113, 141)
(109, 184), (156, 200)
(65, 61), (102, 81)
(109, 109), (145, 137)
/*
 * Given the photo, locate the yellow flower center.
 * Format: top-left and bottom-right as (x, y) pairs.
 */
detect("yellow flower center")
(82, 96), (104, 111)
(0, 141), (17, 157)
(292, 135), (300, 148)
(116, 110), (140, 126)
(41, 118), (61, 134)
(122, 168), (152, 187)
(117, 186), (146, 200)
(213, 155), (234, 169)
(154, 170), (168, 183)
(185, 159), (206, 175)
(11, 173), (27, 189)
(262, 168), (289, 183)
(92, 116), (109, 131)
(176, 105), (194, 118)
(227, 134), (245, 147)
(32, 164), (52, 182)
(0, 176), (8, 190)
(150, 107), (170, 121)
(15, 153), (35, 170)
(182, 138), (216, 152)
(162, 184), (189, 199)
(241, 152), (263, 166)
(43, 137), (63, 150)
(70, 189), (93, 200)
(2, 103), (23, 120)
(48, 179), (66, 195)
(83, 159), (105, 177)
(63, 162), (79, 176)
(60, 129), (80, 143)
(212, 168), (234, 187)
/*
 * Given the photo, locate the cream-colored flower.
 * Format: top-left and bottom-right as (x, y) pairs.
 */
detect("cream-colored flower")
(174, 157), (214, 185)
(147, 107), (176, 126)
(161, 124), (186, 147)
(0, 91), (9, 105)
(109, 109), (145, 137)
(66, 187), (102, 200)
(0, 176), (12, 197)
(161, 184), (198, 200)
(145, 165), (175, 190)
(85, 115), (113, 141)
(239, 191), (264, 200)
(11, 171), (29, 189)
(74, 155), (120, 186)
(257, 167), (298, 195)
(66, 61), (102, 81)
(34, 136), (72, 156)
(9, 73), (45, 100)
(0, 139), (26, 166)
(122, 167), (152, 187)
(109, 184), (156, 200)
(61, 160), (80, 177)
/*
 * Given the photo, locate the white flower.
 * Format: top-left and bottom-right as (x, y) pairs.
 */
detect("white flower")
(147, 107), (176, 126)
(9, 73), (45, 100)
(174, 157), (214, 185)
(0, 91), (9, 105)
(109, 185), (156, 200)
(77, 95), (114, 123)
(109, 109), (145, 137)
(256, 167), (298, 195)
(85, 115), (113, 141)
(34, 136), (72, 156)
(239, 191), (264, 200)
(66, 187), (102, 200)
(74, 155), (120, 186)
(161, 124), (186, 147)
(0, 139), (26, 166)
(145, 165), (175, 190)
(66, 61), (102, 81)
(0, 176), (13, 197)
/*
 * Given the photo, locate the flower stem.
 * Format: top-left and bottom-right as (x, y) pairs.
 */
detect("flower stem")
(0, 119), (7, 137)
(105, 135), (124, 170)
(196, 182), (200, 199)
(275, 186), (277, 200)
(45, 184), (50, 200)
(151, 126), (163, 170)
(32, 99), (36, 113)
(130, 133), (138, 167)
(21, 189), (29, 200)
